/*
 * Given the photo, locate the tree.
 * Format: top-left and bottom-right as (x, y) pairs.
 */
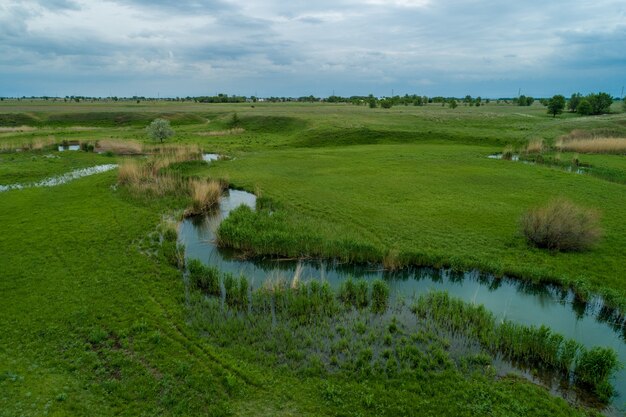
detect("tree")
(586, 92), (612, 115)
(546, 95), (566, 118)
(449, 99), (458, 109)
(577, 99), (592, 116)
(568, 93), (582, 112)
(147, 118), (174, 143)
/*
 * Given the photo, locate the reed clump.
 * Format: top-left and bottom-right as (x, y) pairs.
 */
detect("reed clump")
(187, 179), (222, 215)
(117, 146), (224, 213)
(412, 291), (621, 402)
(555, 129), (626, 154)
(525, 138), (544, 154)
(556, 137), (626, 154)
(95, 139), (143, 155)
(520, 198), (602, 252)
(501, 145), (514, 160)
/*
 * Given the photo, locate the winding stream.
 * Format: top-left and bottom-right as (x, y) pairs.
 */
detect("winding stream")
(178, 155), (625, 413)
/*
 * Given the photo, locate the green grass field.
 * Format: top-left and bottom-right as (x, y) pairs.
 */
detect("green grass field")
(1, 99), (625, 416)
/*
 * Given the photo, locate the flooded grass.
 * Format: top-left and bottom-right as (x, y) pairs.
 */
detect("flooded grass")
(182, 253), (620, 408)
(0, 164), (118, 192)
(413, 292), (620, 403)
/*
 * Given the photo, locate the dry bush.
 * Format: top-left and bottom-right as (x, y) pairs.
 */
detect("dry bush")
(96, 140), (143, 155)
(117, 159), (143, 185)
(520, 198), (602, 251)
(187, 179), (222, 215)
(525, 138), (544, 154)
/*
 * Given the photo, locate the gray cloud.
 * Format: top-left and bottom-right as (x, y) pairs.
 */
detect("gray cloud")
(0, 0), (625, 97)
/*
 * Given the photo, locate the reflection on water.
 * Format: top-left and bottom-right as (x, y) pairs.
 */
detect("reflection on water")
(179, 188), (626, 411)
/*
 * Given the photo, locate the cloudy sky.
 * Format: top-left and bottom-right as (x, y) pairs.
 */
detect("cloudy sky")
(1, 0), (625, 98)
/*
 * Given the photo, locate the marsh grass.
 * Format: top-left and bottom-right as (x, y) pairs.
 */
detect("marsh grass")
(412, 291), (621, 402)
(95, 139), (143, 155)
(501, 145), (515, 160)
(117, 146), (223, 214)
(520, 198), (602, 252)
(0, 136), (57, 152)
(525, 138), (544, 154)
(556, 137), (626, 154)
(556, 129), (626, 154)
(183, 258), (618, 404)
(187, 179), (222, 215)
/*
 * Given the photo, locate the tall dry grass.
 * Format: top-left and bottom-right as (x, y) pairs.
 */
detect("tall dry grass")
(520, 198), (602, 251)
(96, 139), (143, 155)
(555, 129), (626, 154)
(118, 146), (224, 213)
(0, 136), (57, 152)
(187, 179), (223, 215)
(525, 138), (544, 154)
(555, 137), (626, 154)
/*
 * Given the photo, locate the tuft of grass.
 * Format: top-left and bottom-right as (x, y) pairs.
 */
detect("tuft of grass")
(371, 279), (390, 314)
(501, 145), (514, 160)
(520, 198), (602, 252)
(187, 179), (222, 215)
(525, 138), (544, 154)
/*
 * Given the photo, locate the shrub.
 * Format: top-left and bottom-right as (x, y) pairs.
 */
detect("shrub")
(520, 198), (602, 251)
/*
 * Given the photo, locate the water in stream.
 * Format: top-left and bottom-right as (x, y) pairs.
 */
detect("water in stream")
(0, 164), (118, 193)
(178, 187), (626, 413)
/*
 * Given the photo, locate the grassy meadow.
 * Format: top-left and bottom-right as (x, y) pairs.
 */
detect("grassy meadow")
(1, 98), (626, 416)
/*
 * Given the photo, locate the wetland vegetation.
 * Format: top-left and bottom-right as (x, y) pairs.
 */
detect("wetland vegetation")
(1, 98), (626, 416)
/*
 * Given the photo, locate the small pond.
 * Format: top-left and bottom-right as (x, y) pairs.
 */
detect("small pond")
(58, 145), (80, 151)
(179, 188), (626, 413)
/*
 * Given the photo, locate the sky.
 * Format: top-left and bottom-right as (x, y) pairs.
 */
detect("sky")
(1, 0), (625, 98)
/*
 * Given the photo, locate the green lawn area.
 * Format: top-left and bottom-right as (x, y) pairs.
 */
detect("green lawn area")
(1, 101), (625, 415)
(206, 143), (626, 303)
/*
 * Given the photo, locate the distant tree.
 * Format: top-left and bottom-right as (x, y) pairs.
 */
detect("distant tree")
(547, 95), (566, 118)
(380, 99), (393, 109)
(147, 118), (174, 143)
(586, 92), (613, 115)
(576, 99), (592, 116)
(623, 98), (626, 113)
(517, 95), (534, 106)
(568, 93), (582, 112)
(368, 98), (377, 108)
(449, 99), (458, 109)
